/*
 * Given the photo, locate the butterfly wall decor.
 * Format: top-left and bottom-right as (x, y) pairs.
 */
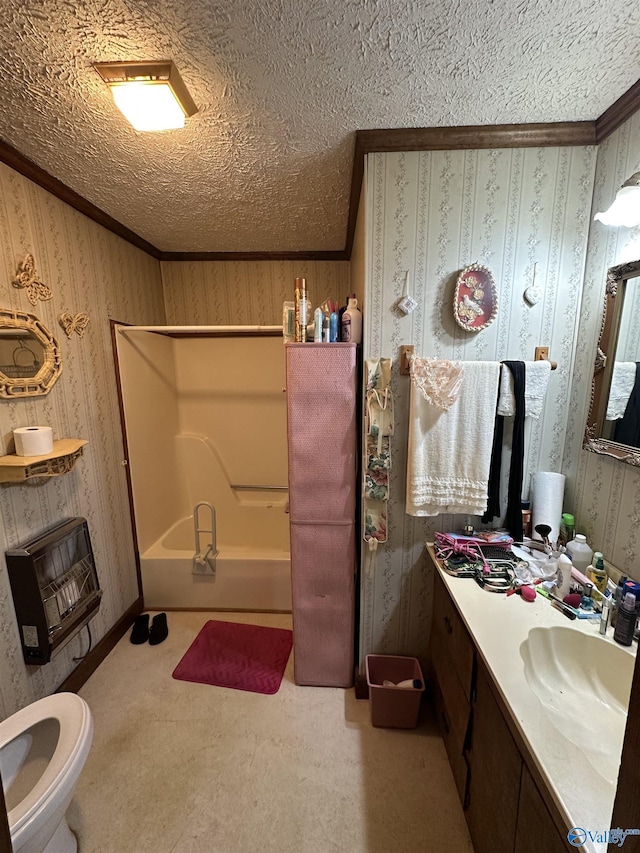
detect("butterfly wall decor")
(12, 254), (53, 305)
(58, 312), (90, 338)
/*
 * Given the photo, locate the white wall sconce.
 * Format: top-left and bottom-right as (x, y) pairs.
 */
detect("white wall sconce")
(94, 60), (198, 132)
(594, 171), (640, 228)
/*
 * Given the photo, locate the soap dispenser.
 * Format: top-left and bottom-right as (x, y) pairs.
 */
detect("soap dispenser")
(588, 552), (607, 595)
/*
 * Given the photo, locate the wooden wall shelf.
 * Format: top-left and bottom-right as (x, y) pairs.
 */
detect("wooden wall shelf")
(0, 438), (88, 483)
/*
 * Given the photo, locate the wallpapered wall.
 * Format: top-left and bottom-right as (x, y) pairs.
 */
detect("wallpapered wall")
(161, 260), (351, 325)
(0, 162), (166, 719)
(569, 111), (640, 570)
(359, 145), (598, 667)
(1, 113), (637, 715)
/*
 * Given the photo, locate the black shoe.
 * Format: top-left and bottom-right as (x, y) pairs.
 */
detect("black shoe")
(130, 614), (150, 644)
(149, 613), (168, 646)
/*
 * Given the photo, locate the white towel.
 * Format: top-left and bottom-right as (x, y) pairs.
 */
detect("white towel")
(606, 362), (636, 420)
(497, 361), (552, 418)
(406, 360), (501, 516)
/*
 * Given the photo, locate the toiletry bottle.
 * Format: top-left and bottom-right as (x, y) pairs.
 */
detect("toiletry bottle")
(521, 500), (532, 538)
(581, 582), (594, 611)
(322, 314), (330, 343)
(313, 307), (323, 342)
(624, 581), (640, 633)
(599, 596), (613, 635)
(613, 592), (637, 646)
(558, 513), (575, 548)
(282, 301), (295, 343)
(555, 553), (573, 599)
(588, 552), (607, 595)
(338, 293), (355, 342)
(611, 575), (627, 628)
(294, 277), (307, 343)
(329, 312), (338, 342)
(341, 297), (362, 344)
(565, 533), (593, 574)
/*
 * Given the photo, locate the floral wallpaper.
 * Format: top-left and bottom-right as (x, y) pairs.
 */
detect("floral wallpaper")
(0, 162), (165, 720)
(161, 260), (350, 325)
(1, 111), (638, 716)
(359, 145), (598, 669)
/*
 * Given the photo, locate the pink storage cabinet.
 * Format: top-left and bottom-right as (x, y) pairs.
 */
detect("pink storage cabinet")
(285, 343), (358, 687)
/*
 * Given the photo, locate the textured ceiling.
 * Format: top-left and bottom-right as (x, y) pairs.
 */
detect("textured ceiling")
(0, 0), (639, 254)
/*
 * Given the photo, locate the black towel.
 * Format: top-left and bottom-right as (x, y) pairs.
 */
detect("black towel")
(482, 385), (504, 523)
(482, 361), (525, 542)
(503, 361), (525, 542)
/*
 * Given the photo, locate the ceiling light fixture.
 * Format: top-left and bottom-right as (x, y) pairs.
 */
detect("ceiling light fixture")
(93, 60), (198, 132)
(594, 171), (640, 228)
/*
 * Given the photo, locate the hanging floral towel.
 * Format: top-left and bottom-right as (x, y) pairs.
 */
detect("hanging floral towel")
(364, 433), (390, 500)
(364, 358), (393, 546)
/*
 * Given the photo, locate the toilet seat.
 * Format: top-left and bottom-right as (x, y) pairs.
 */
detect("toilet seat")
(0, 693), (93, 841)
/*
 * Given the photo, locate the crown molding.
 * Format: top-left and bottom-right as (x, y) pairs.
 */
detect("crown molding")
(345, 121), (596, 258)
(595, 78), (640, 143)
(0, 139), (161, 259)
(2, 77), (639, 261)
(159, 250), (348, 261)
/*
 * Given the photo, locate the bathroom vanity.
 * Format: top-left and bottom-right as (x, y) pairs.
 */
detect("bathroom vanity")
(426, 546), (636, 853)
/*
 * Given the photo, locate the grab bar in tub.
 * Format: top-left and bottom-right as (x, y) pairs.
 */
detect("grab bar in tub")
(193, 501), (218, 576)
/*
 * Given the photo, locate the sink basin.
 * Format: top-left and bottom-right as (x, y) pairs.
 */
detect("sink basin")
(520, 627), (635, 785)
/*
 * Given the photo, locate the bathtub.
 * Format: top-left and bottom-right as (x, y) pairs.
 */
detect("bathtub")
(140, 516), (291, 611)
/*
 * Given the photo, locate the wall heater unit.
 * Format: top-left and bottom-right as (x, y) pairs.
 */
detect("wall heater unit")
(6, 517), (102, 664)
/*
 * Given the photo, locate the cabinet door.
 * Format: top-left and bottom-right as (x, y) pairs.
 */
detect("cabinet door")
(466, 664), (522, 853)
(430, 619), (471, 804)
(515, 767), (573, 853)
(433, 571), (475, 702)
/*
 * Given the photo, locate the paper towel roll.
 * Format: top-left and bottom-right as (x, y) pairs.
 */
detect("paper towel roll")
(14, 426), (54, 456)
(531, 471), (565, 545)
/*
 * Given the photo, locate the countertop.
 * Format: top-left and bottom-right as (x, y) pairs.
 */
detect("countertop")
(427, 545), (637, 853)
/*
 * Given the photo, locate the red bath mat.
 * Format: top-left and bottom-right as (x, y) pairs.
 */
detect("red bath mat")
(172, 620), (293, 695)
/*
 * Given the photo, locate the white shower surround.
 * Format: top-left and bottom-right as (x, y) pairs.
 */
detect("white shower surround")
(141, 515), (291, 612)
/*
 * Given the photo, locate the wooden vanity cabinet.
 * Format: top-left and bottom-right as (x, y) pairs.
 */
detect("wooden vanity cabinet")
(428, 571), (475, 802)
(515, 766), (573, 853)
(466, 663), (522, 853)
(429, 566), (574, 853)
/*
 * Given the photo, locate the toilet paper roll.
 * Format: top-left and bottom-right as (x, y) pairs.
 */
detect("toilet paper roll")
(14, 426), (54, 457)
(531, 471), (566, 546)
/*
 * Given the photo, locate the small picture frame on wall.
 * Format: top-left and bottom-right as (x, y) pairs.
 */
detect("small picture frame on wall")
(453, 263), (498, 332)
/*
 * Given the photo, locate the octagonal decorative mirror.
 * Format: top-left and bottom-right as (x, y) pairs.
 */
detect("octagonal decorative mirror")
(0, 308), (62, 398)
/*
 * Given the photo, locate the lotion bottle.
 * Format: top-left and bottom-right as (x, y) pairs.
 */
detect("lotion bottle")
(555, 553), (572, 599)
(341, 297), (362, 344)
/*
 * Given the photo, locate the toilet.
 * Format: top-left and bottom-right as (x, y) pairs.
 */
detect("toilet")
(0, 692), (93, 853)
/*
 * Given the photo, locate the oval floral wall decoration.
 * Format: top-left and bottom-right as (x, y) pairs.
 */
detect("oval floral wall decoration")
(453, 263), (498, 332)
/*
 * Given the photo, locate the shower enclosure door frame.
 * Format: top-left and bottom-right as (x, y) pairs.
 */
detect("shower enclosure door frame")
(109, 320), (284, 603)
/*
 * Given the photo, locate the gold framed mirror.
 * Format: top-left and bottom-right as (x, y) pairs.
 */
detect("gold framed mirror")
(0, 308), (62, 398)
(584, 259), (640, 465)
